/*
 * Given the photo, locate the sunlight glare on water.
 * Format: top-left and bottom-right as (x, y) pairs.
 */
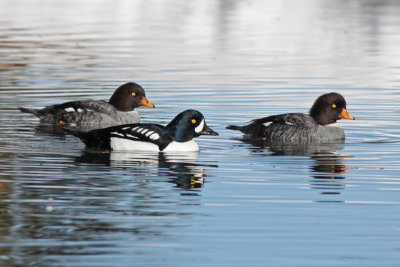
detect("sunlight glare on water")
(1, 0), (400, 266)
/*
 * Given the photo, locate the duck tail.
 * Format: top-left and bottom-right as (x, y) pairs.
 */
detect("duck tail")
(63, 127), (111, 151)
(18, 107), (41, 117)
(226, 124), (254, 135)
(227, 121), (266, 137)
(226, 125), (245, 131)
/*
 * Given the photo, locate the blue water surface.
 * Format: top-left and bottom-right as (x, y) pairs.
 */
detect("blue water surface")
(1, 0), (400, 266)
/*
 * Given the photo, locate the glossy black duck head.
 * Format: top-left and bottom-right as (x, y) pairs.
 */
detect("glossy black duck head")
(166, 109), (219, 142)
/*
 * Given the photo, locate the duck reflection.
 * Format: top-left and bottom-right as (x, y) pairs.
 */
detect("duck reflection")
(31, 123), (108, 136)
(75, 151), (211, 190)
(235, 138), (349, 194)
(309, 151), (347, 194)
(31, 123), (67, 136)
(111, 152), (207, 190)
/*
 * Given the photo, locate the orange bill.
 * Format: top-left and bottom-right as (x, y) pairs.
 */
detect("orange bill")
(338, 108), (354, 120)
(139, 97), (155, 108)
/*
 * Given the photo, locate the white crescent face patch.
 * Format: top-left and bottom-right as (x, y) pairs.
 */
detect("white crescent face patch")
(194, 119), (205, 133)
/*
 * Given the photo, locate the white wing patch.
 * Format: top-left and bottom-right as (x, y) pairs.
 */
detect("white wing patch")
(195, 119), (205, 133)
(113, 128), (159, 141)
(149, 133), (160, 140)
(64, 107), (75, 112)
(117, 126), (161, 141)
(126, 134), (139, 139)
(111, 132), (124, 137)
(64, 107), (85, 113)
(132, 127), (146, 134)
(284, 121), (295, 126)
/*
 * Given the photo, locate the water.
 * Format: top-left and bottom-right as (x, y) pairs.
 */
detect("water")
(1, 0), (400, 266)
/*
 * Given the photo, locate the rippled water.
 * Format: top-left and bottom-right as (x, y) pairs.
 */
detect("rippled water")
(1, 0), (400, 266)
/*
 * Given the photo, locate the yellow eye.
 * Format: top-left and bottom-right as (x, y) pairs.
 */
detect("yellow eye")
(332, 104), (336, 109)
(191, 119), (196, 124)
(131, 92), (136, 96)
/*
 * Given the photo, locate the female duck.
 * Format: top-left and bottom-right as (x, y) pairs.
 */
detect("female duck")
(19, 82), (154, 128)
(227, 92), (354, 143)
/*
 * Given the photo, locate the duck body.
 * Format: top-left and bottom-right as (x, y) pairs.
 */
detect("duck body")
(231, 113), (345, 143)
(20, 100), (140, 126)
(19, 82), (154, 129)
(64, 109), (218, 152)
(227, 92), (354, 143)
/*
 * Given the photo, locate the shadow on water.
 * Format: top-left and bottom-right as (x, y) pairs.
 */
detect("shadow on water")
(234, 137), (349, 194)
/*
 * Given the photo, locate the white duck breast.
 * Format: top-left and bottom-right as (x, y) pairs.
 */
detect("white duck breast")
(110, 137), (160, 151)
(110, 137), (199, 152)
(163, 140), (199, 152)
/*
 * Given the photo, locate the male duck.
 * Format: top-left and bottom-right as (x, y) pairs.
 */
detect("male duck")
(64, 109), (218, 152)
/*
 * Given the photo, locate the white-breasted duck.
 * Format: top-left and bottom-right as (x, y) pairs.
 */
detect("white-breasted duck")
(64, 109), (218, 152)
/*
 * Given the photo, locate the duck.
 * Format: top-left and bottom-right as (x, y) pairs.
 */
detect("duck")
(18, 82), (154, 128)
(64, 109), (219, 152)
(227, 92), (354, 143)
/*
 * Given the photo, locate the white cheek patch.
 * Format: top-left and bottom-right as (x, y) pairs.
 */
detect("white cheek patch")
(64, 107), (75, 112)
(195, 119), (205, 133)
